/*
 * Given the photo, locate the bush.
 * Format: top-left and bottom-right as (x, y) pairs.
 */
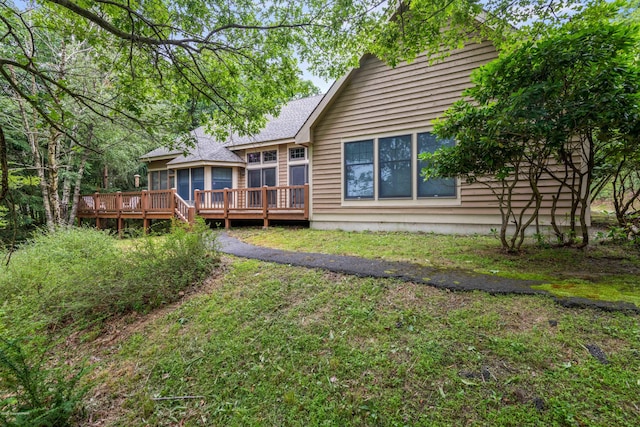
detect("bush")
(0, 220), (219, 332)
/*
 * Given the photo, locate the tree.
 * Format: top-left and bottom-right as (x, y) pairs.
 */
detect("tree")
(0, 0), (588, 234)
(424, 5), (640, 249)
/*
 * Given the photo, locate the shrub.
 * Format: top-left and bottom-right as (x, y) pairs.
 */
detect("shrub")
(0, 221), (219, 331)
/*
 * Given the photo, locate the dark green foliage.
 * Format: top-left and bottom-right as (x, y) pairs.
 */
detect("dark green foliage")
(426, 7), (640, 249)
(0, 337), (86, 427)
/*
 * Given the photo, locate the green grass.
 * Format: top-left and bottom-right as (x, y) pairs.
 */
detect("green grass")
(229, 227), (640, 306)
(0, 224), (218, 426)
(84, 260), (639, 426)
(1, 227), (639, 425)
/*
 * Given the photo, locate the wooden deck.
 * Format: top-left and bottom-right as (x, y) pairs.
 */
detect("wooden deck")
(77, 185), (309, 231)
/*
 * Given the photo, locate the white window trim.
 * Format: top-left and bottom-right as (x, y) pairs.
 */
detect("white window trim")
(341, 128), (461, 207)
(263, 149), (278, 164)
(287, 145), (309, 185)
(289, 146), (307, 162)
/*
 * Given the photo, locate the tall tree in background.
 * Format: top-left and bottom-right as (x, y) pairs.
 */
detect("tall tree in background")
(0, 0), (588, 234)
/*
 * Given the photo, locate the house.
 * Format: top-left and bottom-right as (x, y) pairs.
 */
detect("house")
(78, 37), (582, 233)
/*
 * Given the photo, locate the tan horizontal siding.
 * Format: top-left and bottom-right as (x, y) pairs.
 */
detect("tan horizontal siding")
(278, 144), (288, 186)
(148, 160), (170, 170)
(310, 38), (581, 223)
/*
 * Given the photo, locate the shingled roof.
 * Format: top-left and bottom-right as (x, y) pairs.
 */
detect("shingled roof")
(141, 94), (324, 165)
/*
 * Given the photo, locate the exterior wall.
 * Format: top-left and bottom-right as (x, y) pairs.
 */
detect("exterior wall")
(278, 143), (288, 185)
(309, 40), (580, 233)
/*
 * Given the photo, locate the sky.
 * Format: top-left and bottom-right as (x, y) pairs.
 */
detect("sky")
(301, 65), (334, 94)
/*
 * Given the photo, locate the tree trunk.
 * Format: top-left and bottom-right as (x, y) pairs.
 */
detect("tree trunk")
(47, 128), (63, 226)
(0, 126), (8, 205)
(68, 154), (88, 226)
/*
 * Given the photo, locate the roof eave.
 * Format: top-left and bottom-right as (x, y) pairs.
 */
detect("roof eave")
(167, 160), (246, 169)
(294, 69), (357, 145)
(227, 137), (296, 151)
(140, 153), (181, 162)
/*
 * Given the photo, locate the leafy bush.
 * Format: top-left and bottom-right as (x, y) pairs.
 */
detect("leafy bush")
(0, 337), (86, 427)
(0, 220), (219, 331)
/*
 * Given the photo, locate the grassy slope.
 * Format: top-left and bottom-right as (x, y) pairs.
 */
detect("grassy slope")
(228, 228), (640, 306)
(83, 259), (639, 426)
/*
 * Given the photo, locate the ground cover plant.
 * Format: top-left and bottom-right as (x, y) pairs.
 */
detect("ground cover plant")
(229, 227), (640, 306)
(79, 260), (639, 426)
(0, 221), (218, 425)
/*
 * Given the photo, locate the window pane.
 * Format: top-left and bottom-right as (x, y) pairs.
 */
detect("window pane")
(247, 152), (261, 164)
(159, 170), (168, 190)
(379, 135), (412, 198)
(191, 167), (205, 200)
(289, 147), (306, 160)
(344, 140), (374, 198)
(151, 171), (160, 190)
(177, 169), (190, 200)
(263, 168), (276, 186)
(263, 150), (277, 163)
(289, 164), (307, 186)
(248, 169), (261, 188)
(212, 167), (232, 190)
(417, 132), (456, 197)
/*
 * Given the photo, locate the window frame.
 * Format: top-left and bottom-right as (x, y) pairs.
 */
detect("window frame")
(341, 130), (460, 206)
(263, 150), (277, 164)
(289, 147), (306, 161)
(149, 170), (169, 190)
(344, 139), (375, 200)
(247, 152), (261, 164)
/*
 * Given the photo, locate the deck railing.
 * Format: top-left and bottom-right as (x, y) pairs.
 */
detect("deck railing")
(195, 185), (308, 214)
(77, 184), (308, 228)
(174, 193), (194, 223)
(78, 189), (175, 215)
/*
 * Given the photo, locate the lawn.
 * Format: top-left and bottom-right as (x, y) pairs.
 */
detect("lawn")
(1, 228), (639, 426)
(83, 259), (640, 426)
(229, 227), (640, 306)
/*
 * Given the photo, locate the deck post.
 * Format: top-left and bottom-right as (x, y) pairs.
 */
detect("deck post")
(116, 192), (123, 236)
(93, 192), (100, 215)
(141, 190), (148, 213)
(194, 189), (200, 213)
(262, 186), (269, 228)
(170, 188), (176, 213)
(223, 188), (230, 229)
(141, 190), (149, 234)
(304, 183), (310, 219)
(188, 207), (196, 225)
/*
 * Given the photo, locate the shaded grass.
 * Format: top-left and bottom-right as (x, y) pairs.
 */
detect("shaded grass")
(85, 260), (640, 426)
(229, 228), (640, 305)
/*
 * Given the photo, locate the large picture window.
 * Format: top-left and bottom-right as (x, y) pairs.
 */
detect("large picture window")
(417, 133), (456, 198)
(344, 140), (374, 199)
(343, 132), (457, 202)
